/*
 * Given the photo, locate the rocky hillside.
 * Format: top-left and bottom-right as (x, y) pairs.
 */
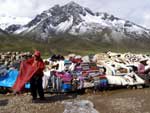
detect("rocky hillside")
(0, 28), (7, 35)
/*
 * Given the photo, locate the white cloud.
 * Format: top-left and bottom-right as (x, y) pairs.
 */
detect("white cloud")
(143, 13), (150, 29)
(0, 0), (150, 28)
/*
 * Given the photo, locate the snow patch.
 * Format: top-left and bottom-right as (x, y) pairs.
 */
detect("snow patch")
(50, 16), (73, 34)
(111, 19), (125, 29)
(15, 17), (48, 34)
(69, 22), (105, 35)
(0, 16), (32, 30)
(80, 12), (109, 27)
(126, 24), (144, 34)
(14, 27), (28, 34)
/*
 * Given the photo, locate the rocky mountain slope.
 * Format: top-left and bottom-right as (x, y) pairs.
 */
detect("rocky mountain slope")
(0, 28), (7, 35)
(3, 2), (150, 42)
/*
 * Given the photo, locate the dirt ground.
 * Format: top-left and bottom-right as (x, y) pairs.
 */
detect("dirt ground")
(0, 88), (150, 113)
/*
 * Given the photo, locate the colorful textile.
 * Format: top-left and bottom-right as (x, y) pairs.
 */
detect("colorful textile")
(138, 63), (145, 74)
(0, 69), (18, 87)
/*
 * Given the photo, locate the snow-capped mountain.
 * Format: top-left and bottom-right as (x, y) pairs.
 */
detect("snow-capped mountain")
(0, 15), (31, 30)
(6, 2), (150, 40)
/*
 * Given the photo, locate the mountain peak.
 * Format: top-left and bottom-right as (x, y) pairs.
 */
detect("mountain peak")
(65, 1), (81, 7)
(4, 1), (150, 41)
(62, 1), (84, 14)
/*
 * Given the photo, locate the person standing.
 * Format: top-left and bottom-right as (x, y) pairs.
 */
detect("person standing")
(30, 50), (45, 101)
(13, 50), (45, 101)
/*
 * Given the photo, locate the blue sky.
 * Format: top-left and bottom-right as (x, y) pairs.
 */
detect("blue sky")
(0, 0), (150, 28)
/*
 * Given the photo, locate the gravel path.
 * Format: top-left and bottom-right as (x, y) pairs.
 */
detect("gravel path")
(0, 88), (150, 113)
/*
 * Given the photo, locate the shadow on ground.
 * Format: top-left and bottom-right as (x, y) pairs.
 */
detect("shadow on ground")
(0, 99), (8, 106)
(32, 93), (78, 104)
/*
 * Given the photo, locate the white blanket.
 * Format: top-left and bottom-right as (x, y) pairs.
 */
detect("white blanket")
(106, 73), (145, 86)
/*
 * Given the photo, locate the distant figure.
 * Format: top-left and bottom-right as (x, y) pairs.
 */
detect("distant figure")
(57, 55), (65, 72)
(50, 54), (57, 62)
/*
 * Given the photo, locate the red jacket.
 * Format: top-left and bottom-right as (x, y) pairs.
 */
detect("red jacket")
(13, 57), (45, 92)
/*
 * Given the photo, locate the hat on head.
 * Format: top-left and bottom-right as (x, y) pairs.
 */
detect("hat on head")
(34, 50), (41, 57)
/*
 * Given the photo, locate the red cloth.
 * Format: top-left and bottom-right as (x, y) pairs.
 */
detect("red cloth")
(12, 57), (45, 92)
(70, 58), (82, 63)
(99, 75), (107, 79)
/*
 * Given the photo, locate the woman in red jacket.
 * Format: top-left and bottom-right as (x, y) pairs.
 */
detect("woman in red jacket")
(30, 50), (45, 100)
(13, 50), (45, 101)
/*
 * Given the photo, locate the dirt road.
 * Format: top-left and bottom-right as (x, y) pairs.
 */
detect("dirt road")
(0, 88), (150, 113)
